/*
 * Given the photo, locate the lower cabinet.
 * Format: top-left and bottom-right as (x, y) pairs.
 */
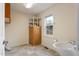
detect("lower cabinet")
(29, 25), (41, 46)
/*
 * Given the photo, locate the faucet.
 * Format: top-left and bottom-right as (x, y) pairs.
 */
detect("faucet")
(53, 38), (58, 42)
(3, 41), (11, 51)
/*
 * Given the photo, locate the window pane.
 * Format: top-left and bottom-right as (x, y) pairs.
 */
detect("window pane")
(45, 15), (54, 35)
(46, 16), (54, 26)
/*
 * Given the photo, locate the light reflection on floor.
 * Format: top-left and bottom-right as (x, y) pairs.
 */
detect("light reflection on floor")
(5, 45), (60, 56)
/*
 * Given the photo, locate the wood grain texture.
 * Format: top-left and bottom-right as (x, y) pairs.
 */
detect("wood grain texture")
(29, 25), (41, 46)
(5, 3), (11, 23)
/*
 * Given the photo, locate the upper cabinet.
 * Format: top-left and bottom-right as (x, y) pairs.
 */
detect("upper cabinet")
(5, 3), (11, 23)
(29, 16), (41, 27)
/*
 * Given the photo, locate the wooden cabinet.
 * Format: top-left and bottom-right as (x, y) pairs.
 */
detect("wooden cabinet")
(5, 3), (11, 23)
(29, 26), (41, 46)
(29, 17), (41, 46)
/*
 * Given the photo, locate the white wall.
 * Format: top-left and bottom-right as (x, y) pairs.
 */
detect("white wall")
(5, 10), (30, 48)
(39, 4), (77, 49)
(0, 3), (4, 56)
(76, 4), (79, 55)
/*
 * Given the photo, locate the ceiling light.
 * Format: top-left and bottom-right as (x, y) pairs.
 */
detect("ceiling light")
(24, 3), (34, 8)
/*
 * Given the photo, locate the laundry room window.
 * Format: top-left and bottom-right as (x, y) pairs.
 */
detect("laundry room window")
(45, 15), (54, 35)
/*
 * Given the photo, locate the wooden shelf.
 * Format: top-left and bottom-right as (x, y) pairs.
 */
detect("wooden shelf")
(29, 16), (41, 26)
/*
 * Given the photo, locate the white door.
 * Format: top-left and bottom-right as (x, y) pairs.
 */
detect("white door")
(0, 3), (4, 56)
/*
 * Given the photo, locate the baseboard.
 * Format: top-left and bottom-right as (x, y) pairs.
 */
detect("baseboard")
(11, 43), (28, 49)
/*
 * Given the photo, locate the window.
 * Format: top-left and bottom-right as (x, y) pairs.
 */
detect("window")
(45, 15), (54, 35)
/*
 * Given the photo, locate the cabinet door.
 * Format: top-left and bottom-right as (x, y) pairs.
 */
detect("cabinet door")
(29, 27), (33, 45)
(33, 26), (41, 45)
(5, 3), (11, 23)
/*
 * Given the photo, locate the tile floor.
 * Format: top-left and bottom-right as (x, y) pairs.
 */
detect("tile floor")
(5, 45), (60, 56)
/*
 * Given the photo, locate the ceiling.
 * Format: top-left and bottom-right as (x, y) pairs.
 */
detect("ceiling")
(11, 3), (55, 15)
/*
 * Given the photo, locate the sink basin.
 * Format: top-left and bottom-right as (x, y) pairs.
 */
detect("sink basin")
(52, 42), (77, 56)
(53, 42), (74, 49)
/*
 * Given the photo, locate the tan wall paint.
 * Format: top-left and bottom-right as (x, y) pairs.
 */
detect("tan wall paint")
(39, 4), (77, 49)
(5, 10), (30, 48)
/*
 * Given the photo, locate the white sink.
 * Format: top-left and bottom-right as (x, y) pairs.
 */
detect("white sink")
(52, 42), (77, 56)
